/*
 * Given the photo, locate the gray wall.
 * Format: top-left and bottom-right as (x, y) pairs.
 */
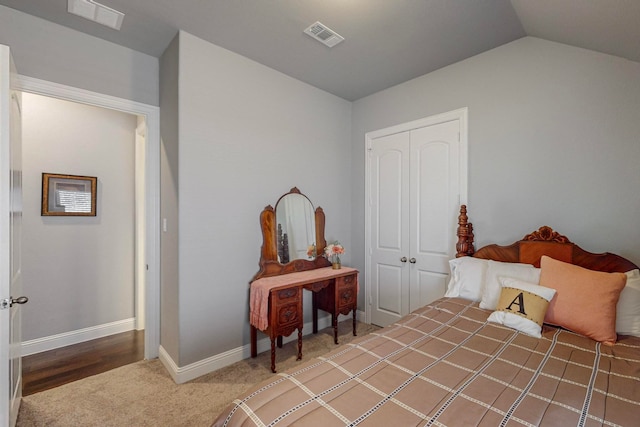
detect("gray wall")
(159, 34), (180, 364)
(21, 93), (137, 340)
(351, 37), (640, 310)
(173, 31), (352, 366)
(0, 5), (158, 106)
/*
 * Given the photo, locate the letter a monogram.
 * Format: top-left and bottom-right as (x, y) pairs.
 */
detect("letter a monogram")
(505, 292), (527, 315)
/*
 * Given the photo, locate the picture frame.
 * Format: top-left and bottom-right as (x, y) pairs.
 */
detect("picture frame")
(41, 173), (97, 216)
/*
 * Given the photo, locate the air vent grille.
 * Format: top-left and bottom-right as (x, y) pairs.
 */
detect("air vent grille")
(68, 0), (124, 30)
(304, 21), (344, 48)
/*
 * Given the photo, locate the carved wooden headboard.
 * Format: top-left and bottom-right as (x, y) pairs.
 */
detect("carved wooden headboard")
(455, 205), (638, 273)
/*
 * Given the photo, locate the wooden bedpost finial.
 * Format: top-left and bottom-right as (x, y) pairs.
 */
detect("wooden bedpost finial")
(455, 205), (474, 257)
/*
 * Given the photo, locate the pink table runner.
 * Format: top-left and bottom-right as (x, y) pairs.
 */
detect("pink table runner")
(250, 267), (358, 331)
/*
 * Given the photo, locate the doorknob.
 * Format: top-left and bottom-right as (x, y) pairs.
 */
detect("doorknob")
(409, 258), (416, 264)
(0, 296), (28, 310)
(11, 296), (28, 306)
(400, 257), (407, 263)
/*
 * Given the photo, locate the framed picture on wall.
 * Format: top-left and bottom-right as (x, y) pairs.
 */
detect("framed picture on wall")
(41, 173), (97, 216)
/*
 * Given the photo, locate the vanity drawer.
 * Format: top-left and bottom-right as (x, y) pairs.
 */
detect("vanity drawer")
(334, 273), (358, 309)
(276, 302), (301, 325)
(337, 286), (356, 308)
(339, 274), (356, 287)
(304, 279), (332, 292)
(274, 287), (299, 304)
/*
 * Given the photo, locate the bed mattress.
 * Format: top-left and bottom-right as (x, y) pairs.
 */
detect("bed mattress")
(213, 297), (640, 426)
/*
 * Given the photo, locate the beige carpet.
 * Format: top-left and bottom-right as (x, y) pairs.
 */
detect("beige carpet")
(17, 321), (380, 427)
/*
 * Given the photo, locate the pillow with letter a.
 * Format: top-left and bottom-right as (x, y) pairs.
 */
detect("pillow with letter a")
(488, 278), (556, 338)
(540, 256), (626, 345)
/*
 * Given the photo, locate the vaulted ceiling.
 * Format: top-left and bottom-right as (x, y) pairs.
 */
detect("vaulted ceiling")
(1, 0), (638, 101)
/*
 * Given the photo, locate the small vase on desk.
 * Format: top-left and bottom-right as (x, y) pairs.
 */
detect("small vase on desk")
(331, 255), (341, 269)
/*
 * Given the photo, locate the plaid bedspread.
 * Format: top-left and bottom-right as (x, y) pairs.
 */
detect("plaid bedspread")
(212, 298), (640, 426)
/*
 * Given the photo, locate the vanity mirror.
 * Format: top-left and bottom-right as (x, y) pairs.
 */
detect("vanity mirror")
(254, 187), (330, 280)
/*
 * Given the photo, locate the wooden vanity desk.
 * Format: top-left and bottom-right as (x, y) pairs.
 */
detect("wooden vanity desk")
(250, 267), (358, 373)
(250, 188), (358, 373)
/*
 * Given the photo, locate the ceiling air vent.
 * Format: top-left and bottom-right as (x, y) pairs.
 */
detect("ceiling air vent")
(68, 0), (124, 30)
(304, 21), (344, 48)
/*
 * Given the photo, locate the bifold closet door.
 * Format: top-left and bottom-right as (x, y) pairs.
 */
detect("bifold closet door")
(369, 119), (461, 327)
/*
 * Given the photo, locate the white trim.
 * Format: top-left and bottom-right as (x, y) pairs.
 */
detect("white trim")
(365, 108), (469, 140)
(364, 108), (469, 324)
(159, 312), (364, 384)
(21, 318), (135, 356)
(0, 44), (13, 427)
(14, 75), (161, 360)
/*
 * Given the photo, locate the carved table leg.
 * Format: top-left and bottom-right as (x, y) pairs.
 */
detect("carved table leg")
(270, 336), (277, 373)
(297, 328), (302, 360)
(277, 335), (283, 348)
(251, 325), (257, 358)
(352, 308), (357, 337)
(312, 293), (318, 334)
(333, 313), (339, 344)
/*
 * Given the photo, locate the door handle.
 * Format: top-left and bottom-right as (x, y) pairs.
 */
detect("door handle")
(0, 296), (28, 310)
(409, 258), (416, 264)
(400, 257), (407, 263)
(11, 296), (28, 306)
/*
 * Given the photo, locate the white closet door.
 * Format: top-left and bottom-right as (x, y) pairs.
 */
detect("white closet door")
(369, 131), (410, 327)
(367, 112), (465, 327)
(409, 120), (460, 311)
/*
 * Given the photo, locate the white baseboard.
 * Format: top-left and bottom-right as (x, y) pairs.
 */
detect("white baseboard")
(21, 318), (136, 357)
(159, 311), (364, 384)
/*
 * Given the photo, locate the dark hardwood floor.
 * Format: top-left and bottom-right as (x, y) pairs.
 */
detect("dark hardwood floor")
(22, 330), (144, 396)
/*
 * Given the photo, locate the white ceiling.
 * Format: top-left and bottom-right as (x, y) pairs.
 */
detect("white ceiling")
(1, 0), (638, 101)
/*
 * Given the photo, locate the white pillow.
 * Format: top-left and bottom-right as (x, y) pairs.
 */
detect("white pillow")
(480, 260), (541, 310)
(616, 269), (640, 337)
(488, 277), (556, 338)
(445, 257), (488, 302)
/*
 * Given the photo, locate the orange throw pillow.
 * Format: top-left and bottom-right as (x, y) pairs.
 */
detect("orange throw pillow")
(540, 256), (626, 345)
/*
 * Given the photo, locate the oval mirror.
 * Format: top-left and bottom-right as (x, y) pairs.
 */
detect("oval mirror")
(275, 192), (316, 263)
(254, 187), (329, 280)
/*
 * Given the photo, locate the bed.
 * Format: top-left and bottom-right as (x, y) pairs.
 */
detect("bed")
(213, 206), (640, 426)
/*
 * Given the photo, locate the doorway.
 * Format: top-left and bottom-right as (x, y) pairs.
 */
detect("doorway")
(14, 76), (160, 361)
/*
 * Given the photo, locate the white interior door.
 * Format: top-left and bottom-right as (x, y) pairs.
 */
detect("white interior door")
(0, 44), (24, 427)
(366, 109), (467, 327)
(369, 131), (410, 326)
(408, 120), (460, 311)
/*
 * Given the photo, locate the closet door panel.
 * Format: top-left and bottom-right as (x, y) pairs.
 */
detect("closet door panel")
(376, 264), (404, 316)
(409, 120), (460, 308)
(415, 140), (449, 255)
(377, 149), (403, 250)
(369, 132), (410, 326)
